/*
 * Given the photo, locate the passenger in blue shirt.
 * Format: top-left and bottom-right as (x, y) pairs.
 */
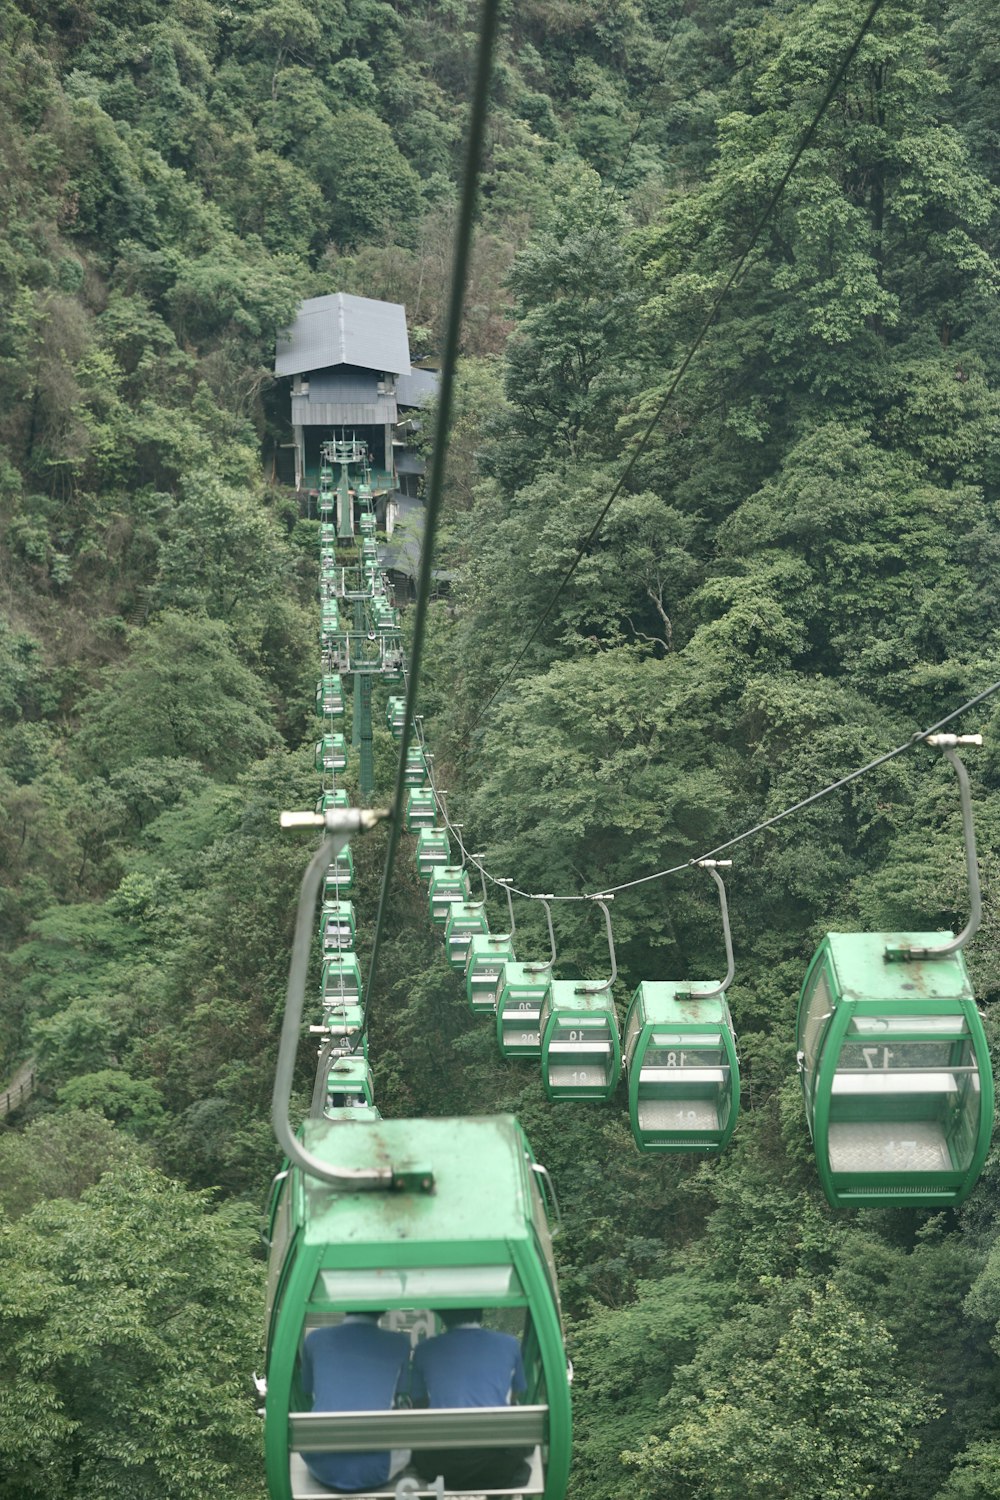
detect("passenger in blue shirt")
(411, 1309), (533, 1492)
(300, 1312), (411, 1493)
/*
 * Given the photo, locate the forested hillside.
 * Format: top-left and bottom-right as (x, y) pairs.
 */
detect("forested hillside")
(2, 0), (1000, 1496)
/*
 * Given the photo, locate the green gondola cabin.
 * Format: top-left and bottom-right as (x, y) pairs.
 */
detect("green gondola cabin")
(315, 735), (348, 774)
(386, 697), (406, 737)
(403, 747), (430, 787)
(496, 966), (552, 1060)
(797, 933), (994, 1207)
(428, 866), (472, 925)
(316, 790), (349, 815)
(318, 901), (356, 954)
(315, 676), (345, 717)
(539, 983), (622, 1102)
(321, 1055), (375, 1115)
(322, 847), (354, 900)
(415, 828), (451, 879)
(623, 984), (740, 1153)
(443, 901), (490, 970)
(263, 1115), (571, 1500)
(406, 789), (437, 832)
(321, 953), (363, 1007)
(465, 933), (516, 1014)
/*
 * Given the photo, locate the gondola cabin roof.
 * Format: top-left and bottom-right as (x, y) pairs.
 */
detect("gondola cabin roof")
(815, 932), (974, 1004)
(297, 1116), (539, 1261)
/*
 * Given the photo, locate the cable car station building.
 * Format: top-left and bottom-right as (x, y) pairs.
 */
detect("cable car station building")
(274, 292), (436, 532)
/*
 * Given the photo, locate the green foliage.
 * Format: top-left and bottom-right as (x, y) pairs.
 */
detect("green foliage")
(0, 1166), (265, 1500)
(75, 610), (281, 777)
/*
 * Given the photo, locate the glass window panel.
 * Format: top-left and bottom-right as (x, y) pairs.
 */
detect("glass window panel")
(838, 1038), (973, 1071)
(644, 1045), (725, 1068)
(651, 1033), (720, 1048)
(802, 968), (833, 1073)
(848, 1015), (968, 1037)
(312, 1265), (524, 1305)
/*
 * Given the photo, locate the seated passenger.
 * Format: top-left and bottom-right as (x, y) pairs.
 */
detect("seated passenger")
(411, 1308), (533, 1492)
(300, 1311), (411, 1493)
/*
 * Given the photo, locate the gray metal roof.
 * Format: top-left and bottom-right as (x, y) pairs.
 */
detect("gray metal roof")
(396, 367), (440, 408)
(275, 293), (411, 378)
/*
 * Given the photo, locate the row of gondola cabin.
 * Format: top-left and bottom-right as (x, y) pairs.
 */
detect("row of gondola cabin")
(429, 866), (471, 924)
(444, 901), (490, 969)
(466, 933), (516, 1013)
(315, 734), (348, 774)
(263, 1115), (571, 1500)
(796, 932), (993, 1207)
(319, 900), (356, 954)
(406, 789), (437, 832)
(315, 675), (345, 717)
(623, 984), (740, 1153)
(415, 828), (451, 878)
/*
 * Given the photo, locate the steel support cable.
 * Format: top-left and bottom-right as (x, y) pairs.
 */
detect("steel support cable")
(463, 0), (886, 743)
(361, 0), (501, 1036)
(417, 674), (1000, 904)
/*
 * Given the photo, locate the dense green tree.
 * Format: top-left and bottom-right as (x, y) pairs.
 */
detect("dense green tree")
(0, 1166), (265, 1500)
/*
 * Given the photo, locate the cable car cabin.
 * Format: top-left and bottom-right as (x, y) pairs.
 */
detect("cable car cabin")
(315, 735), (348, 774)
(496, 966), (552, 1060)
(263, 1115), (571, 1500)
(322, 1103), (382, 1125)
(386, 697), (406, 737)
(466, 934), (516, 1014)
(428, 867), (472, 926)
(797, 933), (994, 1208)
(318, 490), (334, 520)
(403, 748), (430, 788)
(415, 828), (451, 880)
(315, 1002), (365, 1057)
(361, 538), (379, 565)
(538, 983), (622, 1102)
(444, 902), (490, 970)
(359, 512), (376, 538)
(406, 789), (437, 832)
(315, 676), (345, 718)
(322, 848), (355, 900)
(623, 984), (740, 1153)
(319, 524), (336, 550)
(321, 953), (363, 1008)
(318, 901), (356, 954)
(322, 1055), (375, 1116)
(316, 790), (349, 815)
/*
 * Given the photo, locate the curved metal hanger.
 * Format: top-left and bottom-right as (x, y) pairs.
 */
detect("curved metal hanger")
(887, 734), (983, 961)
(525, 895), (557, 975)
(574, 896), (617, 995)
(677, 860), (735, 1000)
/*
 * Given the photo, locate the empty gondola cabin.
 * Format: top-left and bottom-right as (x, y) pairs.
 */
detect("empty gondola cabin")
(415, 828), (451, 879)
(444, 901), (490, 969)
(496, 965), (552, 1060)
(406, 789), (437, 832)
(263, 1115), (571, 1500)
(465, 933), (516, 1013)
(539, 982), (622, 1102)
(796, 933), (994, 1207)
(428, 866), (471, 925)
(623, 983), (740, 1153)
